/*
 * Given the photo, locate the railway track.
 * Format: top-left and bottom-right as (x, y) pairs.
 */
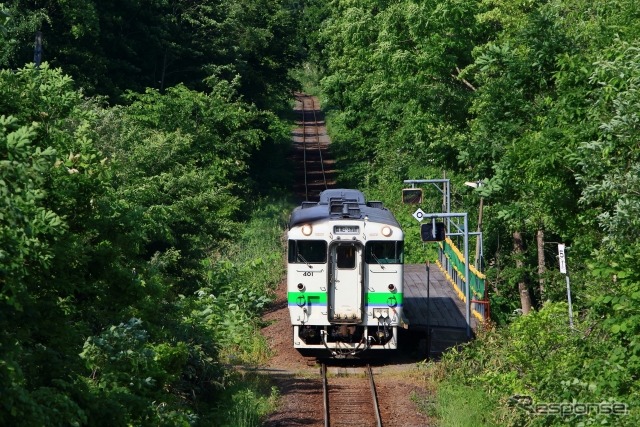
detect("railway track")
(322, 364), (383, 427)
(292, 93), (334, 201)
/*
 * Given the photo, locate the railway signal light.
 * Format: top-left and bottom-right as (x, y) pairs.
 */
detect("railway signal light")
(421, 222), (446, 242)
(402, 188), (423, 204)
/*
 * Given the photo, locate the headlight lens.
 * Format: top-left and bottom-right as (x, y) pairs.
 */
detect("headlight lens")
(301, 224), (313, 236)
(381, 226), (392, 237)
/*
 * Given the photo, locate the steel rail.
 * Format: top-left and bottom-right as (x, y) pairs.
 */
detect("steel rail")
(367, 364), (383, 427)
(298, 94), (328, 201)
(299, 94), (309, 201)
(322, 363), (330, 427)
(308, 96), (328, 192)
(322, 364), (383, 427)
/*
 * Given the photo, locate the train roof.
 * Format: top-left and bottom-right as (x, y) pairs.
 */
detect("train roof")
(289, 189), (401, 228)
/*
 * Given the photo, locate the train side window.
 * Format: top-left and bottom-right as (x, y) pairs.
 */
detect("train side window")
(288, 240), (327, 263)
(365, 241), (404, 264)
(336, 245), (356, 269)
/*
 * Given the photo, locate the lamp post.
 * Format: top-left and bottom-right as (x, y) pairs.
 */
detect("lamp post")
(465, 181), (484, 270)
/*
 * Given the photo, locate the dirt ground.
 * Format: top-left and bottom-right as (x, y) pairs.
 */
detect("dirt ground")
(260, 279), (434, 427)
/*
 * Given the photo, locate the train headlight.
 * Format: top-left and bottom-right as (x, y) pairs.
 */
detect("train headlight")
(301, 224), (313, 236)
(381, 226), (392, 237)
(388, 284), (396, 292)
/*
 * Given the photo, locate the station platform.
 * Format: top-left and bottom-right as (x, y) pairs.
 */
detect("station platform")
(403, 263), (477, 354)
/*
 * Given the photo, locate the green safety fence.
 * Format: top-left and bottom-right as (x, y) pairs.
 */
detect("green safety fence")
(438, 238), (489, 322)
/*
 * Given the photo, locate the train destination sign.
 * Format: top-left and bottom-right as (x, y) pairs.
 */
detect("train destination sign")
(334, 225), (360, 234)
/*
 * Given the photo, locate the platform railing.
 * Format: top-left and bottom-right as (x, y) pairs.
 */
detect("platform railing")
(437, 238), (489, 323)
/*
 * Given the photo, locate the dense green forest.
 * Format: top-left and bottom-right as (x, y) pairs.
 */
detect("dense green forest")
(308, 0), (639, 425)
(1, 1), (300, 425)
(2, 0), (639, 425)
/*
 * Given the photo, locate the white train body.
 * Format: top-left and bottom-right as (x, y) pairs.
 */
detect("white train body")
(287, 189), (404, 356)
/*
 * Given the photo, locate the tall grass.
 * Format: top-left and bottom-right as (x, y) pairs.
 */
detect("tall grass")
(429, 380), (501, 427)
(218, 383), (280, 427)
(208, 196), (291, 423)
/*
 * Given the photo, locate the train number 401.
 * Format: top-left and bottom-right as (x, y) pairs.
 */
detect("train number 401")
(303, 271), (314, 277)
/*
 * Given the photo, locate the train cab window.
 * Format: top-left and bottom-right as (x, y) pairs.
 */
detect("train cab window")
(288, 240), (327, 264)
(336, 245), (356, 269)
(365, 241), (404, 264)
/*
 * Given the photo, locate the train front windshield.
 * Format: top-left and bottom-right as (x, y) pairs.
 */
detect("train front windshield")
(288, 240), (327, 264)
(365, 241), (404, 264)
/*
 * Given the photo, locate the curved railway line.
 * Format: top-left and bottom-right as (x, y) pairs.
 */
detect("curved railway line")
(293, 93), (334, 201)
(322, 364), (383, 427)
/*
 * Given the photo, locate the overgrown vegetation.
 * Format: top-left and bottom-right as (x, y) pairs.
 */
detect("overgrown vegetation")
(1, 1), (299, 425)
(5, 0), (640, 424)
(306, 0), (640, 425)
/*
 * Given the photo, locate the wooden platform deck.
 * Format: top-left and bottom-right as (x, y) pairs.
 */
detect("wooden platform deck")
(403, 263), (477, 332)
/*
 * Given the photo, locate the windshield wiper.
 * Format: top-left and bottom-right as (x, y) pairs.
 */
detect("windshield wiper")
(371, 253), (385, 270)
(297, 253), (312, 269)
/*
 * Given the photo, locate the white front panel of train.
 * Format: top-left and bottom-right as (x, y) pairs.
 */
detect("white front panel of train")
(329, 243), (363, 322)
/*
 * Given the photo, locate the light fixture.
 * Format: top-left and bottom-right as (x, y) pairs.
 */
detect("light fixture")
(381, 226), (392, 237)
(301, 224), (313, 236)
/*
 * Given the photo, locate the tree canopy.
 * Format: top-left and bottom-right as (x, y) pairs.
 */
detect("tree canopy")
(1, 0), (303, 108)
(1, 1), (300, 424)
(313, 0), (640, 422)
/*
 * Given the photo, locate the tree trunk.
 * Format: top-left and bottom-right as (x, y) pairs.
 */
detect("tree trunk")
(537, 227), (545, 299)
(160, 48), (168, 93)
(513, 230), (532, 314)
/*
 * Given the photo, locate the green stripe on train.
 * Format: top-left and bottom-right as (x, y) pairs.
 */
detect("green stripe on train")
(287, 292), (327, 305)
(287, 292), (403, 305)
(366, 292), (403, 305)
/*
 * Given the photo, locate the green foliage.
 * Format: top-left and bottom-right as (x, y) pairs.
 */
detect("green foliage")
(212, 377), (280, 427)
(225, 386), (279, 427)
(79, 318), (196, 426)
(0, 4), (9, 37)
(0, 0), (302, 104)
(434, 302), (639, 425)
(0, 116), (85, 427)
(0, 37), (291, 424)
(429, 381), (501, 427)
(575, 38), (640, 247)
(102, 82), (264, 285)
(194, 198), (290, 365)
(312, 0), (640, 424)
(318, 0), (482, 187)
(0, 116), (60, 279)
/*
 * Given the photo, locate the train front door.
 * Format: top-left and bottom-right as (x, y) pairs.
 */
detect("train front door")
(328, 243), (363, 322)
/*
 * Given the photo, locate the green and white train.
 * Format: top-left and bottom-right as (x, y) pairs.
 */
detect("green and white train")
(287, 189), (405, 357)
